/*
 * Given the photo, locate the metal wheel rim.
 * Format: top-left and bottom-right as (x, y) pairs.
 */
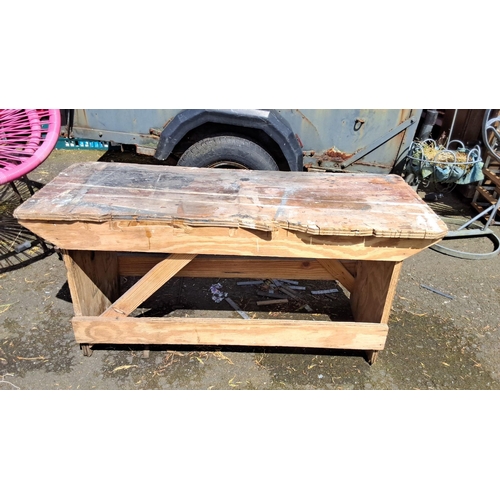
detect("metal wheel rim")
(207, 161), (250, 170)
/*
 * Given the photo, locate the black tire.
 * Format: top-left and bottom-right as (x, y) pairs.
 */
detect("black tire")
(177, 136), (279, 171)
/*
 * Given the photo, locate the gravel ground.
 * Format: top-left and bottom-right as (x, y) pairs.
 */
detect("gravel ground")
(1, 148), (499, 390)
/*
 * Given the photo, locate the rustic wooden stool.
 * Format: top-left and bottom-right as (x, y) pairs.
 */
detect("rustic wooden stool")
(14, 162), (447, 364)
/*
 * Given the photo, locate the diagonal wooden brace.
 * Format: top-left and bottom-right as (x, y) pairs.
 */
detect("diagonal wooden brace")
(316, 259), (355, 293)
(100, 253), (197, 319)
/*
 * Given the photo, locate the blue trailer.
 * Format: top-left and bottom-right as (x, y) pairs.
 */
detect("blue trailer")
(61, 109), (421, 174)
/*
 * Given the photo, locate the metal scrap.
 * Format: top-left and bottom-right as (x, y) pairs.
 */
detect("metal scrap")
(278, 286), (300, 299)
(225, 297), (250, 319)
(277, 279), (299, 285)
(311, 288), (339, 295)
(420, 284), (454, 300)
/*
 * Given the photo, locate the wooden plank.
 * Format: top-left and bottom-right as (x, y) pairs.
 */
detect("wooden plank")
(100, 254), (196, 319)
(14, 162), (448, 240)
(256, 299), (289, 306)
(17, 220), (442, 261)
(483, 168), (500, 187)
(316, 259), (356, 293)
(62, 250), (119, 316)
(117, 255), (340, 280)
(72, 316), (389, 350)
(349, 260), (402, 363)
(476, 186), (498, 205)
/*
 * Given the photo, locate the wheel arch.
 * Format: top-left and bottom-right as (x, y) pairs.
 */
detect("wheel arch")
(153, 109), (303, 171)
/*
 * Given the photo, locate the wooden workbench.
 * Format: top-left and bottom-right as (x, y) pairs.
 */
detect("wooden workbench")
(14, 162), (448, 363)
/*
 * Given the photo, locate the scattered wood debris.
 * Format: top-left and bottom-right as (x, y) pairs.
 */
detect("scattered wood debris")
(296, 304), (314, 312)
(112, 364), (138, 372)
(256, 299), (289, 306)
(256, 290), (288, 299)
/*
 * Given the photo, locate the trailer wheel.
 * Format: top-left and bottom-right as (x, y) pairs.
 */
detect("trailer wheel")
(177, 136), (279, 171)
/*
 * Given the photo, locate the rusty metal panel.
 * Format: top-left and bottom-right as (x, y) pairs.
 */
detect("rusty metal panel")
(276, 109), (421, 172)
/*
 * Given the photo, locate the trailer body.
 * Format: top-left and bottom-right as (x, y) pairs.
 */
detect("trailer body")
(63, 109), (421, 174)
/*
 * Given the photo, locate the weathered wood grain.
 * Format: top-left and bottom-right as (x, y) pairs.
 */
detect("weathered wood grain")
(350, 260), (403, 363)
(117, 255), (344, 280)
(350, 261), (403, 324)
(101, 254), (196, 319)
(316, 259), (356, 293)
(14, 162), (448, 240)
(73, 316), (388, 350)
(15, 220), (441, 261)
(62, 250), (119, 316)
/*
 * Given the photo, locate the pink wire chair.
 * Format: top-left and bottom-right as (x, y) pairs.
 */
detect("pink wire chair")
(0, 109), (61, 185)
(0, 109), (61, 270)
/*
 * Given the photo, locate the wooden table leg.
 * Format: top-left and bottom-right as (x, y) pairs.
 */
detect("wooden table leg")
(350, 260), (403, 364)
(81, 344), (93, 357)
(62, 250), (120, 356)
(366, 350), (379, 365)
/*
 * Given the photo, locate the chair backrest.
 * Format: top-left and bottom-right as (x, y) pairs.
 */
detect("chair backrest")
(0, 109), (61, 184)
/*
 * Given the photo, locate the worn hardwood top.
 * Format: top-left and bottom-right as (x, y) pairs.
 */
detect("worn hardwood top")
(14, 162), (448, 239)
